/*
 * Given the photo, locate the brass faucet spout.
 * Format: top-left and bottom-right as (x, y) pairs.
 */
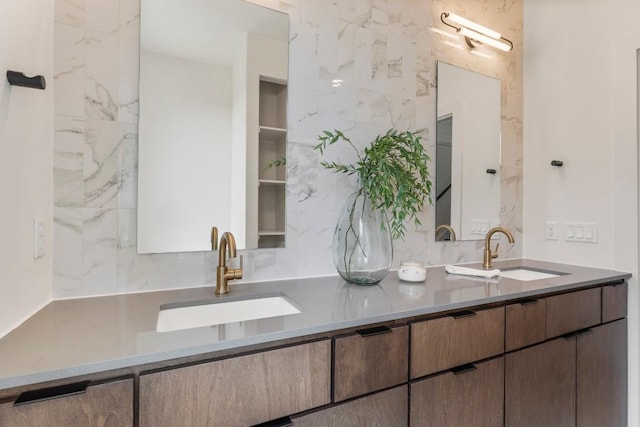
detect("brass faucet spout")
(218, 232), (236, 267)
(435, 224), (457, 241)
(215, 231), (242, 295)
(483, 227), (515, 270)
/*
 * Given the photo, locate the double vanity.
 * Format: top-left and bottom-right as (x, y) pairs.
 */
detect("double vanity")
(0, 259), (630, 426)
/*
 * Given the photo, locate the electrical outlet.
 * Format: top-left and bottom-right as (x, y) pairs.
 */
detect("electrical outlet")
(545, 221), (559, 240)
(33, 218), (45, 258)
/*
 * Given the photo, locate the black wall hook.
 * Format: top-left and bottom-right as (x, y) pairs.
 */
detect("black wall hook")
(6, 70), (46, 90)
(551, 160), (563, 167)
(486, 169), (497, 174)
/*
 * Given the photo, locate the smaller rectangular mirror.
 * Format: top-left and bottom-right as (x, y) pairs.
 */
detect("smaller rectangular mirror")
(435, 61), (501, 241)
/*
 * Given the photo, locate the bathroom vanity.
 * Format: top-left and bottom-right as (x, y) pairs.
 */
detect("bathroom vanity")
(0, 259), (630, 426)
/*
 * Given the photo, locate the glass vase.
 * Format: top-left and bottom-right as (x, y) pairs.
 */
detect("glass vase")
(332, 189), (393, 285)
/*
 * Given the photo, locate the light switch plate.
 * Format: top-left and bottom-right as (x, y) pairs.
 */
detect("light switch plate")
(565, 222), (598, 243)
(33, 218), (45, 258)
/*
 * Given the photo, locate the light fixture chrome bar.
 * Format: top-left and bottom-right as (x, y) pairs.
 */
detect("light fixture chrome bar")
(440, 12), (513, 52)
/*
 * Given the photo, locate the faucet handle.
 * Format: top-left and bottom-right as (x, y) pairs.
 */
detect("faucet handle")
(492, 243), (500, 259)
(231, 255), (243, 280)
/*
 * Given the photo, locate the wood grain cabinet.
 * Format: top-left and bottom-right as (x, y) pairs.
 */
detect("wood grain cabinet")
(139, 340), (331, 427)
(292, 385), (408, 427)
(545, 287), (601, 339)
(333, 325), (408, 402)
(506, 320), (628, 427)
(0, 378), (133, 427)
(602, 282), (627, 323)
(411, 306), (504, 378)
(411, 357), (504, 427)
(577, 319), (627, 427)
(505, 298), (546, 351)
(505, 337), (576, 427)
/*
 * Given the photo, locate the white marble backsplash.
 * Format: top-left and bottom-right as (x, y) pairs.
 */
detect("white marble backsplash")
(53, 0), (523, 298)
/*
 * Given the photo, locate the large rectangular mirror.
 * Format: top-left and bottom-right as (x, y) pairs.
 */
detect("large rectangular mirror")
(435, 61), (501, 241)
(137, 0), (289, 254)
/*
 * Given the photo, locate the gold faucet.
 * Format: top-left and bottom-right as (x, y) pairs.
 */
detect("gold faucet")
(483, 226), (515, 270)
(212, 227), (243, 295)
(435, 224), (457, 241)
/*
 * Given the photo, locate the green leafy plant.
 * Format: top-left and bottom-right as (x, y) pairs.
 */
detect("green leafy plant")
(315, 128), (432, 240)
(263, 156), (286, 172)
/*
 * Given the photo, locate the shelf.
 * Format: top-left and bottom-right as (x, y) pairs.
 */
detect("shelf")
(257, 79), (287, 249)
(259, 230), (286, 236)
(259, 179), (286, 186)
(259, 126), (287, 140)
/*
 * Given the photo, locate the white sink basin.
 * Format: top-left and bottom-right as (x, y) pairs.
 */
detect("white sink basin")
(500, 268), (565, 281)
(156, 294), (301, 333)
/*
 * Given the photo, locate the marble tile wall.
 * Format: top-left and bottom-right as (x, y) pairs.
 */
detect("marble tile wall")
(53, 0), (523, 298)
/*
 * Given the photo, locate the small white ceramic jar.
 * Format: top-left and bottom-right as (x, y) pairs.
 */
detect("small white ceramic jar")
(397, 261), (427, 282)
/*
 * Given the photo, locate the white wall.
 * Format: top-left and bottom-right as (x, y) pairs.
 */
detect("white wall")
(0, 0), (53, 337)
(523, 0), (640, 423)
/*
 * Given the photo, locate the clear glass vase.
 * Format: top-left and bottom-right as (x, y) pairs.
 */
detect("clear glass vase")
(332, 189), (393, 285)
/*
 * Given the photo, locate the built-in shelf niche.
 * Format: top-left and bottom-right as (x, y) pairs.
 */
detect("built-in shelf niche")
(258, 79), (287, 248)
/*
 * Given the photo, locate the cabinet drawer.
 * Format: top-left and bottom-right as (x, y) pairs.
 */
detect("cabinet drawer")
(410, 357), (504, 427)
(0, 379), (133, 427)
(602, 283), (627, 323)
(546, 288), (601, 339)
(293, 385), (407, 427)
(411, 306), (504, 378)
(139, 340), (331, 427)
(505, 298), (546, 351)
(334, 325), (408, 402)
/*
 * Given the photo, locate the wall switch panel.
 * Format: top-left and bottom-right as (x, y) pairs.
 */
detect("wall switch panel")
(470, 219), (490, 235)
(565, 222), (598, 243)
(545, 221), (559, 240)
(33, 218), (45, 258)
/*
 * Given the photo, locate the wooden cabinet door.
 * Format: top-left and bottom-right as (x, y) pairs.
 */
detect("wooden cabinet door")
(0, 379), (133, 427)
(410, 357), (504, 427)
(292, 385), (407, 427)
(411, 307), (504, 378)
(505, 338), (576, 427)
(139, 340), (331, 427)
(333, 325), (408, 402)
(577, 319), (627, 427)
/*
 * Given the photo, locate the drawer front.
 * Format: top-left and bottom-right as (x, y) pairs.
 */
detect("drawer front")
(602, 283), (627, 323)
(334, 325), (408, 402)
(139, 340), (331, 427)
(0, 379), (133, 427)
(293, 385), (407, 427)
(411, 306), (504, 378)
(505, 299), (546, 351)
(546, 288), (601, 339)
(410, 357), (504, 427)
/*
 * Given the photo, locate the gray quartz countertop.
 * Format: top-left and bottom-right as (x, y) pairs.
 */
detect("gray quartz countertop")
(0, 258), (630, 390)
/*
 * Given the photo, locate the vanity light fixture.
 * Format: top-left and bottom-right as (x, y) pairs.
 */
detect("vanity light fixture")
(440, 12), (513, 52)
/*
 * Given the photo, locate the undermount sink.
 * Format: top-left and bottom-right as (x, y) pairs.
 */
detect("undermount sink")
(500, 267), (568, 282)
(156, 293), (301, 333)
